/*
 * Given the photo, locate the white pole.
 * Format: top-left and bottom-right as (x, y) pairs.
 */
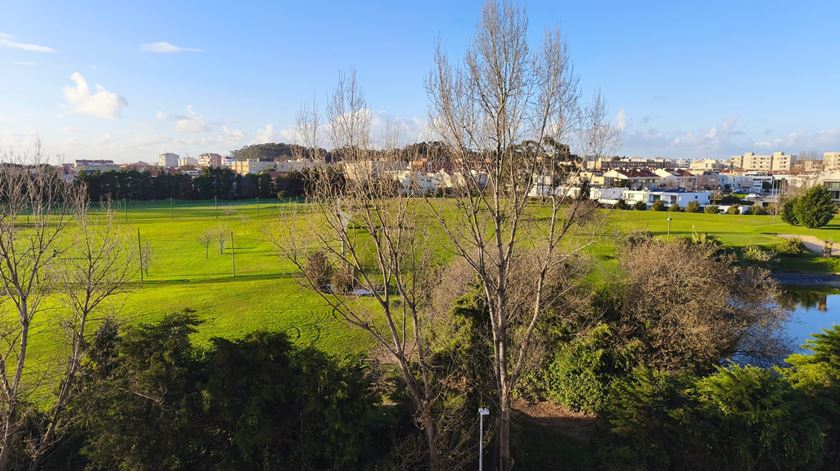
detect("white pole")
(479, 408), (489, 471)
(479, 413), (484, 471)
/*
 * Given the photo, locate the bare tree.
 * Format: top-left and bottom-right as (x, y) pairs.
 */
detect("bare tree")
(425, 1), (613, 467)
(27, 197), (132, 469)
(197, 230), (214, 260)
(139, 241), (154, 277)
(272, 72), (454, 468)
(0, 150), (81, 468)
(215, 226), (228, 254)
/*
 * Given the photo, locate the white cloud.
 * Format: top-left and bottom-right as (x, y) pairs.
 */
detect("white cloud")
(254, 124), (276, 144)
(174, 105), (208, 132)
(615, 108), (626, 132)
(63, 72), (127, 119)
(13, 61), (36, 66)
(141, 41), (203, 53)
(222, 126), (244, 141)
(0, 33), (56, 53)
(155, 110), (167, 120)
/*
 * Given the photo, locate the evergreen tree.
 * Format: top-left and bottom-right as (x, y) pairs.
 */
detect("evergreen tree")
(793, 186), (836, 228)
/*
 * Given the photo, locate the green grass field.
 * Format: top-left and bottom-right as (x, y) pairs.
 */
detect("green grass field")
(17, 200), (840, 403)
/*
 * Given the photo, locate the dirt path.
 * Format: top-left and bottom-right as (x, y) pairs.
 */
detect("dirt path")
(778, 234), (840, 257)
(513, 398), (596, 442)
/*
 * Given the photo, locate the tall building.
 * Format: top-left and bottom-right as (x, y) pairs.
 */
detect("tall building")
(824, 152), (840, 172)
(730, 151), (793, 173)
(178, 156), (198, 167)
(198, 153), (223, 168)
(159, 153), (179, 168)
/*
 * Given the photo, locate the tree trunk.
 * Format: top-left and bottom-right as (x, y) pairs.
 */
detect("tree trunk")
(422, 413), (440, 470)
(0, 430), (12, 471)
(498, 390), (513, 470)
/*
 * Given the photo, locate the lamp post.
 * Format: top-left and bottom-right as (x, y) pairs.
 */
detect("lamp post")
(478, 407), (489, 471)
(666, 215), (673, 238)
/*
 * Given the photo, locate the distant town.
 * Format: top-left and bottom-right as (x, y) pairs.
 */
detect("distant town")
(62, 148), (840, 210)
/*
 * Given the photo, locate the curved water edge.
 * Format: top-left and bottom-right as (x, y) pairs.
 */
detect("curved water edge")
(773, 272), (840, 289)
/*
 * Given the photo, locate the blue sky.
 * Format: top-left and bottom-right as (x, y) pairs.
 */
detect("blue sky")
(1, 0), (839, 162)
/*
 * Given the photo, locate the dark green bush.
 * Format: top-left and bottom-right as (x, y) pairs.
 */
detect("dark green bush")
(633, 201), (647, 211)
(704, 205), (719, 214)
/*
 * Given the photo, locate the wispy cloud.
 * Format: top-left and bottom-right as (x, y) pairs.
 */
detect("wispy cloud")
(13, 61), (36, 66)
(0, 33), (56, 53)
(174, 105), (208, 132)
(63, 72), (127, 119)
(141, 41), (203, 54)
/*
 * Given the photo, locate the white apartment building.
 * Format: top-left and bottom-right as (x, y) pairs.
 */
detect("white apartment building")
(178, 156), (198, 167)
(159, 153), (179, 168)
(730, 152), (793, 173)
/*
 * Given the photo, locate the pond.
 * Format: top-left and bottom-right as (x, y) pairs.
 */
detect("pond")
(783, 289), (840, 351)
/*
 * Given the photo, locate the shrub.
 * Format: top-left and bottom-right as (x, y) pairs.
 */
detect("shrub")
(793, 186), (836, 228)
(749, 204), (767, 215)
(685, 201), (702, 213)
(776, 237), (804, 256)
(543, 324), (636, 414)
(742, 245), (776, 264)
(624, 230), (653, 247)
(668, 204), (682, 212)
(615, 199), (630, 210)
(726, 205), (741, 215)
(597, 365), (829, 471)
(304, 251), (333, 291)
(651, 200), (667, 211)
(633, 201), (647, 211)
(332, 263), (358, 294)
(704, 205), (719, 214)
(690, 366), (828, 470)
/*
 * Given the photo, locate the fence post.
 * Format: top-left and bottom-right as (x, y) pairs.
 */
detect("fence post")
(230, 230), (236, 277)
(137, 227), (144, 283)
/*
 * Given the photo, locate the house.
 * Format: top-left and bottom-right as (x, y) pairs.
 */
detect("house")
(654, 168), (699, 190)
(623, 189), (711, 208)
(74, 159), (119, 174)
(603, 169), (661, 189)
(590, 187), (625, 205)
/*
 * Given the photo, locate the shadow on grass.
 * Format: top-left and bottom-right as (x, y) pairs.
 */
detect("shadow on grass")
(127, 271), (298, 287)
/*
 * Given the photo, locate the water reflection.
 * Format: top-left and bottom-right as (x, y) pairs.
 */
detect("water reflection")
(781, 288), (840, 351)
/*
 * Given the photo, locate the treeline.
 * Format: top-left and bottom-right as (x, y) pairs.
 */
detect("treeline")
(79, 167), (322, 201)
(229, 141), (455, 163)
